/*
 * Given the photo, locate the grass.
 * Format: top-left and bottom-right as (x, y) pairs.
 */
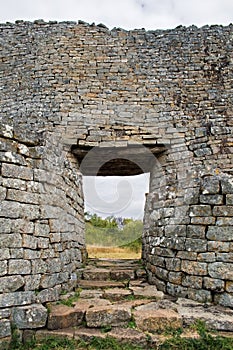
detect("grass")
(58, 290), (81, 307)
(6, 321), (233, 350)
(87, 245), (141, 259)
(7, 335), (143, 350)
(158, 320), (233, 350)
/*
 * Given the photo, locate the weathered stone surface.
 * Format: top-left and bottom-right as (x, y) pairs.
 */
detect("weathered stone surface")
(0, 234), (22, 248)
(0, 276), (25, 293)
(134, 309), (182, 333)
(79, 289), (103, 299)
(185, 238), (207, 252)
(177, 300), (233, 331)
(110, 269), (135, 281)
(79, 280), (125, 289)
(1, 164), (33, 181)
(0, 337), (11, 349)
(182, 275), (203, 289)
(203, 277), (225, 292)
(208, 262), (233, 280)
(207, 226), (233, 241)
(36, 287), (60, 304)
(75, 298), (111, 308)
(83, 268), (110, 281)
(190, 205), (212, 217)
(108, 327), (148, 346)
(0, 261), (7, 276)
(8, 260), (31, 275)
(0, 320), (11, 338)
(130, 285), (164, 299)
(215, 293), (233, 308)
(187, 225), (206, 238)
(135, 300), (177, 312)
(202, 177), (220, 194)
(103, 288), (132, 301)
(226, 194), (233, 205)
(12, 304), (47, 329)
(181, 261), (207, 276)
(47, 304), (84, 330)
(213, 206), (233, 217)
(0, 252), (9, 267)
(86, 305), (131, 327)
(200, 194), (223, 205)
(35, 328), (75, 341)
(221, 177), (233, 194)
(208, 241), (230, 252)
(74, 327), (106, 341)
(0, 291), (35, 307)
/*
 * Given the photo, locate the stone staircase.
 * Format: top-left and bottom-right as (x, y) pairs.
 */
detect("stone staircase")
(31, 259), (233, 348)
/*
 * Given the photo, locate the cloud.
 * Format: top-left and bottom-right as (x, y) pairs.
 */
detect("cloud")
(1, 0), (232, 29)
(83, 174), (149, 219)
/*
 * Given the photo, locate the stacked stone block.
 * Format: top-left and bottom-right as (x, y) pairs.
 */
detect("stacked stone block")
(0, 125), (85, 338)
(143, 173), (233, 305)
(0, 20), (232, 339)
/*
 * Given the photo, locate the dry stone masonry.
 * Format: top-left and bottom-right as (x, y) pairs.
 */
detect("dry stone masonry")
(0, 19), (232, 340)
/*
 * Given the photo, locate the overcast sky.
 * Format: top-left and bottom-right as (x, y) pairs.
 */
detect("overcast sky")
(1, 0), (232, 219)
(1, 0), (232, 29)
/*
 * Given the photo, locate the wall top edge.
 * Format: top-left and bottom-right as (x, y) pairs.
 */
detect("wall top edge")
(0, 19), (232, 34)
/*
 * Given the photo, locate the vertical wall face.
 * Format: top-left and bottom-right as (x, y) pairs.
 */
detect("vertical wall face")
(0, 124), (85, 336)
(143, 154), (233, 306)
(0, 20), (233, 337)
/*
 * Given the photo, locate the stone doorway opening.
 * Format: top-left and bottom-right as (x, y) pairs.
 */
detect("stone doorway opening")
(83, 173), (149, 259)
(71, 142), (166, 259)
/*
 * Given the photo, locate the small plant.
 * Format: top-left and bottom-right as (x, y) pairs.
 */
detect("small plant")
(60, 290), (68, 295)
(101, 325), (112, 333)
(163, 326), (183, 337)
(125, 294), (136, 301)
(126, 318), (137, 329)
(9, 324), (22, 350)
(32, 336), (77, 350)
(58, 290), (81, 307)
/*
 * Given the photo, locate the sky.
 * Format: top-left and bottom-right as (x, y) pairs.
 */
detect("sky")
(1, 0), (232, 29)
(1, 0), (232, 219)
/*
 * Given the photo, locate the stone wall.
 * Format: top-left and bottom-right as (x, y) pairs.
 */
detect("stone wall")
(0, 20), (232, 339)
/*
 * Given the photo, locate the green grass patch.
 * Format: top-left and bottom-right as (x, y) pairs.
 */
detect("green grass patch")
(58, 290), (81, 307)
(83, 336), (144, 350)
(159, 320), (233, 350)
(85, 220), (143, 248)
(7, 320), (233, 350)
(8, 335), (144, 350)
(119, 237), (142, 253)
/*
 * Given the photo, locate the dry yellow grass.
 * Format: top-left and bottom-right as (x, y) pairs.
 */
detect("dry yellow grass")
(87, 245), (141, 259)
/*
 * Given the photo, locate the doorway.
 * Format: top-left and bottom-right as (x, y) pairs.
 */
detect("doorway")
(83, 173), (150, 259)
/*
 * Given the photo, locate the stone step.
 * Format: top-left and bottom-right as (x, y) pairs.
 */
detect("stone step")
(129, 285), (164, 300)
(75, 327), (152, 348)
(133, 308), (182, 334)
(47, 298), (112, 330)
(78, 280), (126, 289)
(103, 287), (133, 301)
(88, 258), (142, 268)
(82, 268), (110, 281)
(35, 327), (160, 348)
(47, 304), (85, 330)
(82, 267), (137, 281)
(110, 268), (136, 281)
(36, 258), (233, 349)
(86, 304), (132, 327)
